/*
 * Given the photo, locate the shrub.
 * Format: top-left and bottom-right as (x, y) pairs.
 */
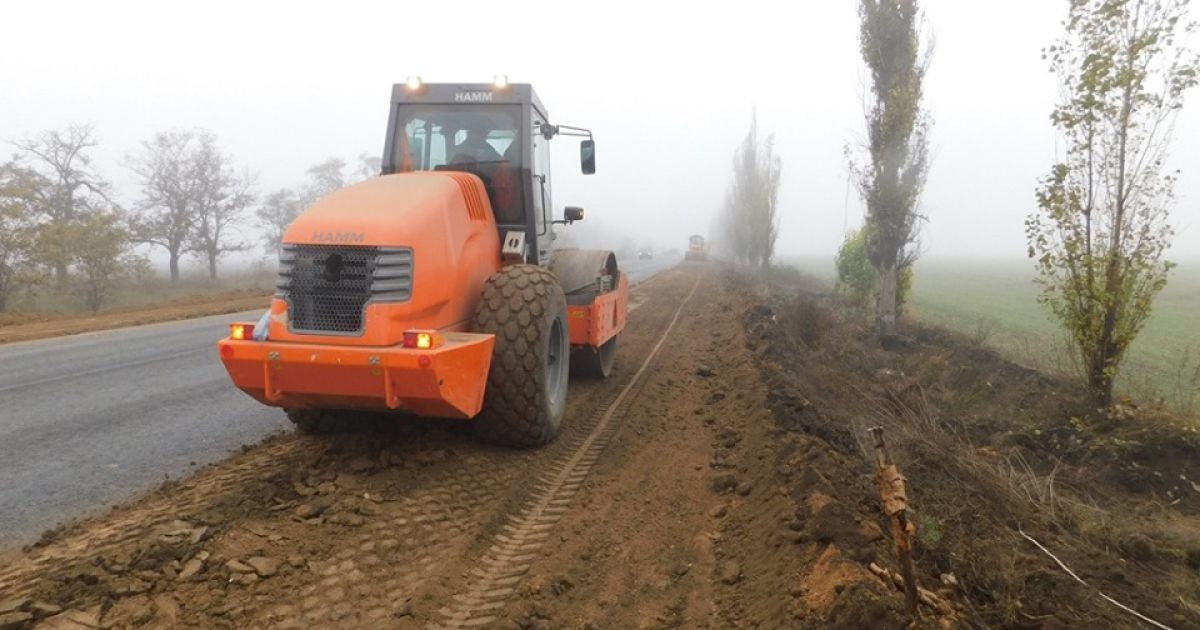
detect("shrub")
(834, 227), (912, 315)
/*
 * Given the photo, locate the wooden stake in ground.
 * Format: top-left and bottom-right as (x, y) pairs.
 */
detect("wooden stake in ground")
(869, 426), (919, 618)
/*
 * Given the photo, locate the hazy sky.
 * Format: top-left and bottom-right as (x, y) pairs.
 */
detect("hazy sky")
(3, 0), (1199, 261)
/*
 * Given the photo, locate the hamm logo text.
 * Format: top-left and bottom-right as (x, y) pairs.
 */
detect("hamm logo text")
(311, 231), (365, 244)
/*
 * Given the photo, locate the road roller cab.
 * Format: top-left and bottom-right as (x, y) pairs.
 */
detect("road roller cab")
(218, 80), (629, 447)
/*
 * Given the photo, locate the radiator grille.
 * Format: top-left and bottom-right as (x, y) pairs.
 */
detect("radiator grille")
(276, 244), (413, 335)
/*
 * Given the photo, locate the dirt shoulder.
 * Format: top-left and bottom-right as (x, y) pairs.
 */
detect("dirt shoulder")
(0, 290), (271, 345)
(487, 262), (924, 628)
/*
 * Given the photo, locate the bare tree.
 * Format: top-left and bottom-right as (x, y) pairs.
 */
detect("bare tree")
(190, 177), (253, 279)
(187, 140), (255, 279)
(128, 130), (199, 281)
(129, 129), (249, 281)
(353, 153), (382, 182)
(10, 124), (112, 283)
(256, 188), (302, 254)
(1028, 0), (1199, 406)
(254, 156), (359, 257)
(301, 157), (346, 207)
(852, 0), (932, 340)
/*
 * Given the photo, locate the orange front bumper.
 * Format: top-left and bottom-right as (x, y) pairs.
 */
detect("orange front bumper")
(217, 332), (495, 419)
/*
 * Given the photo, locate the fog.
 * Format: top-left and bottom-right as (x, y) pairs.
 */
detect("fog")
(3, 0), (1199, 264)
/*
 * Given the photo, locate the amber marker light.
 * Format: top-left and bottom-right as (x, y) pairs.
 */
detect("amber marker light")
(403, 331), (442, 349)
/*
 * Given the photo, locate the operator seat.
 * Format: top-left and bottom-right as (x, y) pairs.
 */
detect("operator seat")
(451, 130), (502, 164)
(490, 141), (520, 222)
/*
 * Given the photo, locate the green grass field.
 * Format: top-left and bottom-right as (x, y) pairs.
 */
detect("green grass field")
(784, 256), (1200, 412)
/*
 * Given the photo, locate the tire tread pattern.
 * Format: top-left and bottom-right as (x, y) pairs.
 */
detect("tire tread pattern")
(473, 265), (568, 448)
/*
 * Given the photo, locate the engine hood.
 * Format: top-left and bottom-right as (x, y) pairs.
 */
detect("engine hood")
(271, 170), (503, 343)
(285, 172), (466, 247)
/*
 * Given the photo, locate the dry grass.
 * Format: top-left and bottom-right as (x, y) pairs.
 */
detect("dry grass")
(784, 296), (839, 349)
(4, 265), (276, 318)
(858, 380), (1200, 627)
(1000, 452), (1062, 519)
(0, 289), (271, 344)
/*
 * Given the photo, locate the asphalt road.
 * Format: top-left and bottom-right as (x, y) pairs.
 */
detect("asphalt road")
(0, 256), (677, 547)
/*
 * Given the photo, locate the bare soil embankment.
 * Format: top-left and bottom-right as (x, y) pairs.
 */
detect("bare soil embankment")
(739, 266), (1200, 628)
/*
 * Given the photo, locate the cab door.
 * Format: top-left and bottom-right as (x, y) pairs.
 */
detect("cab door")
(531, 112), (553, 263)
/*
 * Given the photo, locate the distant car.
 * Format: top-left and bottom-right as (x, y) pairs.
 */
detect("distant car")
(638, 250), (653, 260)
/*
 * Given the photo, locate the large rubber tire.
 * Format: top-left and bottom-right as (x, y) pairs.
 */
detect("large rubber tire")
(571, 335), (617, 379)
(473, 265), (570, 448)
(286, 408), (352, 434)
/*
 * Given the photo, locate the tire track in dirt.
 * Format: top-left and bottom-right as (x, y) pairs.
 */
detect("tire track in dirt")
(0, 267), (697, 629)
(434, 274), (703, 628)
(251, 270), (701, 628)
(0, 438), (323, 599)
(263, 461), (540, 627)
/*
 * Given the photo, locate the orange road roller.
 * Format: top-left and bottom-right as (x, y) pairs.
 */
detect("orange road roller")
(684, 234), (708, 261)
(218, 80), (628, 447)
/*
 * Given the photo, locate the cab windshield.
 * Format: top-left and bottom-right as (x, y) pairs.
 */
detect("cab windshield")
(391, 105), (523, 224)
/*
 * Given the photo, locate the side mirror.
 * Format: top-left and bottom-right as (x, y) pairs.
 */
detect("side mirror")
(564, 207), (584, 223)
(580, 140), (596, 175)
